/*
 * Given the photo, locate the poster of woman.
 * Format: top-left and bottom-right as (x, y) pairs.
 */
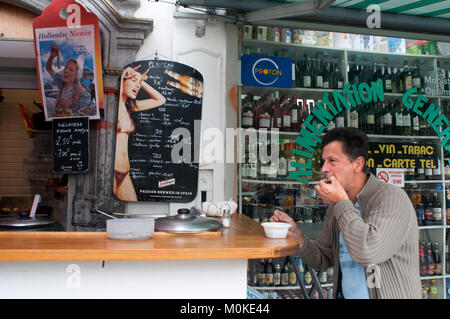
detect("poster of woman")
(34, 24), (100, 120)
(113, 60), (203, 202)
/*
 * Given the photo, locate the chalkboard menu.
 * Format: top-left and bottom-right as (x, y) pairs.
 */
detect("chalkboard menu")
(52, 117), (89, 173)
(113, 60), (203, 202)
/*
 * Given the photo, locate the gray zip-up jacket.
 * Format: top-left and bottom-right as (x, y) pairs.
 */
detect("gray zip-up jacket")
(298, 174), (422, 299)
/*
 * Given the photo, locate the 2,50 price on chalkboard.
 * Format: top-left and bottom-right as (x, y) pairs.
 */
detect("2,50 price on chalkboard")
(52, 117), (89, 173)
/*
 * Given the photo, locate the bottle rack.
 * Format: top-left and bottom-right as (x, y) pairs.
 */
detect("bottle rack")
(239, 36), (450, 299)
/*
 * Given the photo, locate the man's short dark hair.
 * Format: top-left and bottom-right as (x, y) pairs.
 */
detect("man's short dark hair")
(322, 127), (368, 163)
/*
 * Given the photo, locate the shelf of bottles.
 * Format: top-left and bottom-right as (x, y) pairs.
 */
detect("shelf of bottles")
(248, 256), (334, 299)
(238, 30), (450, 299)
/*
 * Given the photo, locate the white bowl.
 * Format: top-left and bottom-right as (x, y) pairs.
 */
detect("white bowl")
(107, 218), (154, 240)
(261, 222), (291, 239)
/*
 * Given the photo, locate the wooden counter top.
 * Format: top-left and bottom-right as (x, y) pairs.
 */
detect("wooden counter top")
(0, 214), (299, 261)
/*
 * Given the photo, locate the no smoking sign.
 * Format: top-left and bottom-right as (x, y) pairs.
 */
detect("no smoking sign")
(376, 168), (404, 187)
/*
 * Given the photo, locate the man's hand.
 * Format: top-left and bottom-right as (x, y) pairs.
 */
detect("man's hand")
(270, 210), (306, 249)
(314, 176), (349, 205)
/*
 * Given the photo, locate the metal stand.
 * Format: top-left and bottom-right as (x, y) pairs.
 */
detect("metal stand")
(289, 255), (326, 299)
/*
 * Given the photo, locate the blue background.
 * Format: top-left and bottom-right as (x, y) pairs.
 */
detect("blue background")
(241, 54), (292, 88)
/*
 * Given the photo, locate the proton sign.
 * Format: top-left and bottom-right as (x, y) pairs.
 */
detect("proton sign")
(241, 54), (292, 88)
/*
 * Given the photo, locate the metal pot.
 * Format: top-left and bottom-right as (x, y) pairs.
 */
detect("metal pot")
(154, 207), (223, 234)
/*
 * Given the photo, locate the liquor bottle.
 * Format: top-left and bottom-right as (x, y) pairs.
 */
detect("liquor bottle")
(327, 267), (334, 284)
(288, 261), (297, 286)
(419, 243), (427, 276)
(372, 64), (383, 82)
(288, 142), (298, 177)
(365, 102), (375, 134)
(265, 258), (274, 287)
(425, 160), (433, 180)
(446, 231), (450, 274)
(167, 80), (202, 98)
(303, 57), (312, 88)
(432, 192), (442, 225)
(402, 61), (413, 92)
(277, 140), (288, 179)
(326, 117), (336, 132)
(292, 60), (299, 88)
(433, 242), (442, 275)
(306, 100), (316, 124)
(383, 64), (393, 93)
(383, 102), (393, 135)
(349, 109), (359, 128)
(411, 111), (420, 136)
(290, 95), (299, 131)
(281, 262), (289, 286)
(423, 193), (434, 225)
(426, 242), (435, 275)
(258, 99), (271, 130)
(416, 203), (424, 226)
(297, 99), (307, 130)
(432, 158), (441, 180)
(274, 262), (281, 287)
(241, 98), (254, 129)
(334, 64), (344, 89)
(264, 140), (278, 180)
(314, 59), (324, 89)
(415, 154), (425, 180)
(312, 144), (323, 181)
(348, 63), (360, 85)
(296, 59), (304, 88)
(391, 68), (398, 93)
(319, 271), (328, 284)
(257, 259), (266, 286)
(412, 64), (423, 93)
(374, 101), (383, 134)
(402, 102), (412, 135)
(393, 100), (403, 135)
(280, 94), (292, 132)
(322, 62), (331, 89)
(270, 92), (282, 130)
(359, 103), (367, 132)
(165, 69), (203, 95)
(396, 65), (404, 93)
(419, 114), (427, 136)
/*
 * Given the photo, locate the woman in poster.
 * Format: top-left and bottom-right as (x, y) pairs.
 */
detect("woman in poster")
(114, 65), (166, 201)
(45, 45), (93, 117)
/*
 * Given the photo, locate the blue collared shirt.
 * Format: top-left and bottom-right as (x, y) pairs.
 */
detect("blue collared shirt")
(339, 202), (370, 299)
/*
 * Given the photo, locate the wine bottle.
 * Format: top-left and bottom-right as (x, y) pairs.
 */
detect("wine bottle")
(412, 64), (423, 94)
(280, 94), (291, 132)
(334, 64), (344, 89)
(303, 56), (312, 88)
(383, 102), (393, 135)
(365, 102), (375, 134)
(323, 62), (331, 89)
(383, 64), (392, 93)
(393, 100), (403, 135)
(402, 61), (413, 92)
(314, 59), (324, 89)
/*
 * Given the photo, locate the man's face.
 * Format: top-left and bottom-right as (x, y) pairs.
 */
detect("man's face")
(321, 141), (358, 191)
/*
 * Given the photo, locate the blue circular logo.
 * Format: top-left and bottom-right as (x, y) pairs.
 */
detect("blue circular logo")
(252, 58), (281, 86)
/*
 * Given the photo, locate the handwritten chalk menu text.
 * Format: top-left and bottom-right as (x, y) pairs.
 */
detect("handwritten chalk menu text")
(52, 117), (89, 173)
(113, 60), (203, 202)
